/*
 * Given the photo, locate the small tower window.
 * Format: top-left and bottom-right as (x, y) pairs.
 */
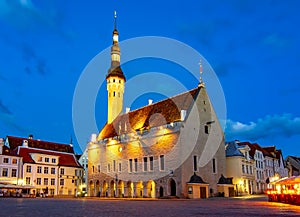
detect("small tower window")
(119, 80), (121, 83)
(205, 125), (209, 134)
(118, 92), (120, 97)
(113, 91), (116, 97)
(113, 79), (115, 82)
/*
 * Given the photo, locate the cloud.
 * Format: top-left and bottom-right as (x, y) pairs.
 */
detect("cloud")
(225, 114), (300, 141)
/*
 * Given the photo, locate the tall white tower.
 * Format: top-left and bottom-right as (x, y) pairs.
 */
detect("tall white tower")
(106, 11), (126, 124)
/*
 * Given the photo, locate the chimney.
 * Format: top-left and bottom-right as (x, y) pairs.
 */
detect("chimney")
(148, 99), (153, 105)
(180, 110), (187, 121)
(0, 138), (4, 155)
(23, 140), (28, 147)
(125, 107), (130, 113)
(28, 134), (33, 139)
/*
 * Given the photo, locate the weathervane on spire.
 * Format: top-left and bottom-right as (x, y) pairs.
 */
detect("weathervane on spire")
(198, 59), (205, 87)
(114, 10), (117, 29)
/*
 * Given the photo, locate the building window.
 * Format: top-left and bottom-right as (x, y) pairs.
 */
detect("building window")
(51, 178), (55, 185)
(193, 156), (198, 172)
(242, 165), (245, 174)
(52, 158), (56, 163)
(113, 160), (116, 172)
(149, 156), (154, 171)
(118, 162), (122, 172)
(26, 165), (31, 173)
(36, 178), (42, 185)
(60, 179), (64, 186)
(26, 177), (31, 185)
(44, 167), (49, 174)
(143, 157), (148, 172)
(3, 158), (9, 164)
(44, 178), (48, 185)
(246, 165), (249, 174)
(97, 165), (101, 173)
(11, 169), (17, 177)
(37, 166), (42, 173)
(51, 168), (55, 174)
(92, 165), (94, 173)
(37, 157), (42, 162)
(129, 159), (133, 173)
(134, 158), (138, 172)
(45, 157), (49, 163)
(205, 125), (209, 134)
(250, 166), (253, 174)
(107, 163), (111, 173)
(113, 91), (115, 97)
(2, 168), (8, 177)
(60, 168), (65, 175)
(159, 155), (165, 171)
(12, 159), (17, 164)
(212, 158), (217, 173)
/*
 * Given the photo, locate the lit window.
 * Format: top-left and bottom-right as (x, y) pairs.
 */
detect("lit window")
(12, 159), (18, 164)
(11, 169), (17, 177)
(37, 157), (42, 162)
(159, 155), (165, 171)
(26, 177), (31, 185)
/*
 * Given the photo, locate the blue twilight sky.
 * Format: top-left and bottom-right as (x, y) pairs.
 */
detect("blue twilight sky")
(0, 0), (299, 156)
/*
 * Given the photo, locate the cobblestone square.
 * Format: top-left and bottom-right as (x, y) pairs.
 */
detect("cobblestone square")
(1, 196), (300, 217)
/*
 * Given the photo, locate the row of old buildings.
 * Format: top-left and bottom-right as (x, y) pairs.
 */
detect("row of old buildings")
(1, 14), (300, 199)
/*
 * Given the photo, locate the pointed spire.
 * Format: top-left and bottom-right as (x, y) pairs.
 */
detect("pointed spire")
(198, 59), (205, 87)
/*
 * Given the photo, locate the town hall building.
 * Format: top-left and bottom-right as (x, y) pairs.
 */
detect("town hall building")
(87, 14), (229, 198)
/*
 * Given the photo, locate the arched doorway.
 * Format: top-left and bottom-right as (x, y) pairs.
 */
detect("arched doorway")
(136, 181), (143, 198)
(147, 180), (156, 198)
(89, 181), (94, 196)
(102, 181), (108, 197)
(159, 186), (164, 197)
(95, 180), (100, 197)
(110, 180), (115, 197)
(127, 181), (133, 198)
(118, 180), (124, 198)
(169, 179), (176, 196)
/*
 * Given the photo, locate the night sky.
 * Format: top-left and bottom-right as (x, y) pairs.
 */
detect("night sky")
(0, 0), (299, 157)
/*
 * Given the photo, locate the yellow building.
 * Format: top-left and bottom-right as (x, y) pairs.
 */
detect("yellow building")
(225, 141), (255, 195)
(88, 15), (228, 198)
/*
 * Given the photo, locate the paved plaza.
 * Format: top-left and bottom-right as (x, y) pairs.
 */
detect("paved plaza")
(0, 196), (300, 217)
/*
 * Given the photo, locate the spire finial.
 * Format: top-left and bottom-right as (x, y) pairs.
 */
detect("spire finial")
(198, 59), (205, 87)
(114, 10), (117, 29)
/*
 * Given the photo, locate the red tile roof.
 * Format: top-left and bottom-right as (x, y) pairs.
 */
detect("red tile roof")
(99, 87), (200, 139)
(17, 147), (82, 168)
(7, 136), (74, 154)
(1, 145), (19, 156)
(237, 141), (281, 159)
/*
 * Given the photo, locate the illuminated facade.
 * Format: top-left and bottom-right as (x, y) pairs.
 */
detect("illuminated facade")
(88, 15), (226, 198)
(5, 136), (84, 197)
